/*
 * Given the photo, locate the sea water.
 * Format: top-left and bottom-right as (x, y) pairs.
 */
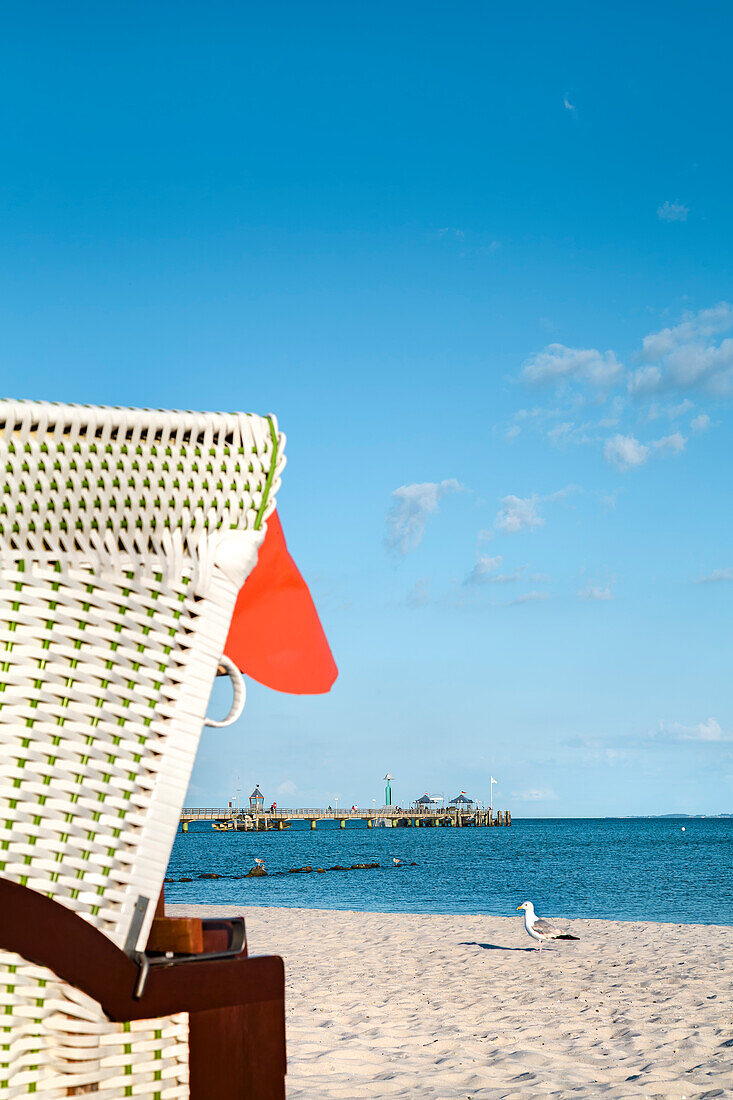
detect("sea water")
(164, 817), (733, 925)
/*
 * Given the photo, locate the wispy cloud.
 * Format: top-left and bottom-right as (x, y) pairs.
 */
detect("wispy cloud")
(657, 200), (688, 222)
(464, 555), (527, 586)
(654, 718), (731, 742)
(632, 302), (733, 397)
(696, 567), (733, 584)
(511, 787), (558, 801)
(385, 479), (464, 555)
(578, 582), (614, 601)
(494, 494), (544, 534)
(464, 554), (503, 585)
(507, 590), (549, 606)
(522, 343), (622, 388)
(654, 431), (686, 454)
(647, 398), (694, 421)
(603, 433), (649, 470)
(405, 577), (432, 607)
(508, 301), (729, 467)
(603, 431), (686, 471)
(563, 95), (576, 113)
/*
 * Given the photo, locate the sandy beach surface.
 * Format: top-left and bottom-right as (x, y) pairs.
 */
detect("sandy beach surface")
(170, 904), (733, 1099)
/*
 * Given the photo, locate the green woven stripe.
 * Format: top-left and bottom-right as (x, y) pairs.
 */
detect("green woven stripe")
(254, 416), (279, 530)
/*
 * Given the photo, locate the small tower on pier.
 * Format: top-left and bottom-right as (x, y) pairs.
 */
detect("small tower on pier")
(384, 773), (394, 807)
(249, 786), (265, 813)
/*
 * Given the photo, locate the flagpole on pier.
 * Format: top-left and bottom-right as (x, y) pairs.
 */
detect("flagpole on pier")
(490, 776), (497, 816)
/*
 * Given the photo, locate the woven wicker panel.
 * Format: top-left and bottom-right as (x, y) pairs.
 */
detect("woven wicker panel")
(0, 401), (285, 1095)
(0, 401), (286, 949)
(0, 562), (196, 940)
(0, 400), (285, 579)
(0, 950), (188, 1098)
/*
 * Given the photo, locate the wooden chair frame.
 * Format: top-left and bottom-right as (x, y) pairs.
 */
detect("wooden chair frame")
(0, 879), (286, 1098)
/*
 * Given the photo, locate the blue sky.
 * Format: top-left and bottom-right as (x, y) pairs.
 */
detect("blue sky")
(2, 2), (732, 814)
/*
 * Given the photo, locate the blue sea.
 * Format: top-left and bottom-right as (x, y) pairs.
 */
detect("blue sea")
(164, 817), (733, 925)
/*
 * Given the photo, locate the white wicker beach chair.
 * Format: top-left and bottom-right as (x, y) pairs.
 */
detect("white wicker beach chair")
(0, 400), (286, 1097)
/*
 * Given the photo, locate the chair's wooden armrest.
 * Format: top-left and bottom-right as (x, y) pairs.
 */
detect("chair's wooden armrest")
(147, 915), (246, 956)
(0, 879), (282, 1022)
(148, 916), (205, 954)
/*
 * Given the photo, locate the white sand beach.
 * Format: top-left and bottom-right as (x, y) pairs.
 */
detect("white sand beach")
(171, 904), (733, 1099)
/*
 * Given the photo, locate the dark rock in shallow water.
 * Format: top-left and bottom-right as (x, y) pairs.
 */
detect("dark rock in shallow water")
(316, 868), (326, 873)
(410, 862), (417, 866)
(331, 865), (345, 871)
(246, 867), (267, 877)
(199, 873), (219, 879)
(164, 878), (173, 883)
(179, 877), (192, 882)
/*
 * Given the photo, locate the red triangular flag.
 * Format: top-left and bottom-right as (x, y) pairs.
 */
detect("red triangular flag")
(224, 511), (338, 694)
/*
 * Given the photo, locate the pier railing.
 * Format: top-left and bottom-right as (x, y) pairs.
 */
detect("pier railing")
(179, 806), (512, 827)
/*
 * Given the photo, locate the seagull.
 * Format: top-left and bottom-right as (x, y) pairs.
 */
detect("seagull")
(254, 858), (266, 868)
(392, 857), (402, 866)
(517, 901), (579, 951)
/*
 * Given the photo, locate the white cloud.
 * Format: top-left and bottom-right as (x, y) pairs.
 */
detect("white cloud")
(522, 343), (623, 388)
(465, 554), (527, 586)
(406, 577), (432, 607)
(547, 421), (575, 446)
(603, 430), (685, 470)
(494, 494), (544, 534)
(654, 431), (686, 454)
(696, 567), (733, 584)
(647, 398), (694, 421)
(511, 301), (729, 465)
(641, 303), (733, 360)
(628, 365), (662, 395)
(635, 303), (733, 397)
(511, 787), (558, 801)
(507, 590), (549, 606)
(505, 424), (521, 440)
(656, 718), (731, 742)
(578, 583), (614, 601)
(464, 554), (502, 585)
(385, 479), (464, 555)
(604, 433), (650, 470)
(563, 96), (576, 113)
(276, 780), (297, 796)
(657, 201), (689, 222)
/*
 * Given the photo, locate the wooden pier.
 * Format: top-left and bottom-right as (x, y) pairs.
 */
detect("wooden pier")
(179, 807), (512, 832)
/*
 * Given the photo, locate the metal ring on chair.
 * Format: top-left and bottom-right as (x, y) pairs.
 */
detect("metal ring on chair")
(204, 656), (246, 728)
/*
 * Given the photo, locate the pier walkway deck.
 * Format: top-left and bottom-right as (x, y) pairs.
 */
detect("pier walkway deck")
(179, 807), (511, 831)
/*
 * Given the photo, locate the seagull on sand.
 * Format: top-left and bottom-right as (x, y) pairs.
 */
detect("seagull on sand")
(517, 901), (579, 951)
